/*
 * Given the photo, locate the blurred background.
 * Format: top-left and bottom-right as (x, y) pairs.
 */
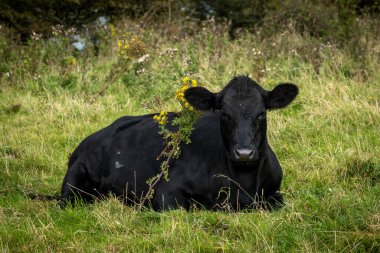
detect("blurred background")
(1, 0), (379, 93)
(1, 0), (380, 41)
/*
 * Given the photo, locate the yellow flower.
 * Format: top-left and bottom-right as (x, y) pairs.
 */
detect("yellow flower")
(175, 91), (184, 100)
(182, 76), (190, 85)
(109, 24), (116, 36)
(63, 56), (77, 66)
(176, 77), (200, 110)
(181, 85), (189, 92)
(70, 57), (77, 65)
(116, 35), (146, 60)
(183, 101), (194, 111)
(153, 111), (168, 125)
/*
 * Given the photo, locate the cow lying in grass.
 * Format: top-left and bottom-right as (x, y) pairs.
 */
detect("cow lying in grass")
(60, 76), (298, 210)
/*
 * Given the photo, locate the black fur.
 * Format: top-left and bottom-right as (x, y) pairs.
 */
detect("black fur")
(60, 76), (298, 211)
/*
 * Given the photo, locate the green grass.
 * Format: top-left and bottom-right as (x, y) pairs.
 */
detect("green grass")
(0, 20), (379, 252)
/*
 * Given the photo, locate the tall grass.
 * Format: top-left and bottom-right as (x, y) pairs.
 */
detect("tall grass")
(0, 17), (379, 252)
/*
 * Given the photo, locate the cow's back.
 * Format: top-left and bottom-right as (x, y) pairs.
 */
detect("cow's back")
(66, 112), (228, 203)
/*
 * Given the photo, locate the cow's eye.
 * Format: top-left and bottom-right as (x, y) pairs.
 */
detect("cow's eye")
(253, 119), (260, 128)
(257, 112), (265, 120)
(253, 113), (265, 128)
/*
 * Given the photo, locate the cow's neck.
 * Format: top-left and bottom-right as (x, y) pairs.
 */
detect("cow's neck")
(226, 141), (269, 191)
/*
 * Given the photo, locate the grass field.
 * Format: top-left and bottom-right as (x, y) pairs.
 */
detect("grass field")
(0, 20), (379, 252)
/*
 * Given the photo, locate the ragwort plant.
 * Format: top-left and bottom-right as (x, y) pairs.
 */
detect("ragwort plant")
(98, 33), (148, 96)
(139, 77), (200, 209)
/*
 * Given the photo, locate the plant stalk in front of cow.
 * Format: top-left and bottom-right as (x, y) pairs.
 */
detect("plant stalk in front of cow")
(137, 130), (179, 211)
(137, 77), (201, 210)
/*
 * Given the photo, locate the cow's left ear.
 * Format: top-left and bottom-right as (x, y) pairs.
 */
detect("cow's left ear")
(184, 87), (220, 110)
(265, 83), (299, 109)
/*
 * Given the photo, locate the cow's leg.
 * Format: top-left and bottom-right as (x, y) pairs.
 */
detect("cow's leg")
(265, 191), (284, 210)
(152, 190), (189, 211)
(59, 165), (96, 208)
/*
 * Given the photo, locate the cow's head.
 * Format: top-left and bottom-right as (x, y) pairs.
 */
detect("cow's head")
(185, 76), (298, 163)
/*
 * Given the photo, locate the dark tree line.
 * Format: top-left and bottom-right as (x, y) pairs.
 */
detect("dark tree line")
(1, 0), (379, 41)
(0, 0), (150, 40)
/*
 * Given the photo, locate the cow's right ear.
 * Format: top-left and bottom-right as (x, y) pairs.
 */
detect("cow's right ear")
(265, 83), (298, 110)
(184, 87), (221, 110)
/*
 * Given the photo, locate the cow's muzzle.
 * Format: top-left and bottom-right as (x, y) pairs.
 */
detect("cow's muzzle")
(234, 147), (255, 161)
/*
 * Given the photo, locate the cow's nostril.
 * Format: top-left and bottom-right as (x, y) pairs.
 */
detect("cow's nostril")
(235, 148), (254, 160)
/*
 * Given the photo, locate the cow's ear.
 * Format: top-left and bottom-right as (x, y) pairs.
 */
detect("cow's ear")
(265, 83), (298, 109)
(184, 87), (221, 110)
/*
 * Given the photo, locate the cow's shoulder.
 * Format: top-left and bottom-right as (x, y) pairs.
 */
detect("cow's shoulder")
(185, 112), (223, 151)
(175, 112), (227, 171)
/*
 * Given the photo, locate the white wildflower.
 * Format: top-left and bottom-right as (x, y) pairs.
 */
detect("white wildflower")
(137, 54), (150, 63)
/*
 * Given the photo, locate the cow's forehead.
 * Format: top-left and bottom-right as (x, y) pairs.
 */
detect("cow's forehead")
(222, 91), (265, 116)
(222, 77), (264, 97)
(224, 87), (261, 100)
(223, 85), (263, 105)
(220, 76), (266, 113)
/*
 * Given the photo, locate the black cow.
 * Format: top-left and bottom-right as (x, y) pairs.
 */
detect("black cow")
(60, 76), (298, 210)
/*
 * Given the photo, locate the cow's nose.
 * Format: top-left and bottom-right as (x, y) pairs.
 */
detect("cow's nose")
(234, 148), (254, 161)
